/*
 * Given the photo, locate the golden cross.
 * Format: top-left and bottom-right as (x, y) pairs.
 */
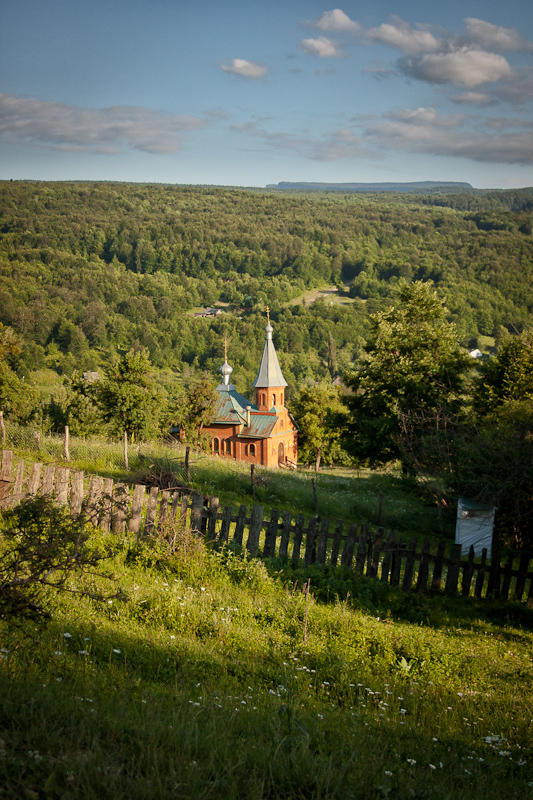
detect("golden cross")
(223, 336), (228, 361)
(266, 305), (270, 323)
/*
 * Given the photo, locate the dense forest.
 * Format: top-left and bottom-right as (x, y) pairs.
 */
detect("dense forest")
(0, 180), (532, 397)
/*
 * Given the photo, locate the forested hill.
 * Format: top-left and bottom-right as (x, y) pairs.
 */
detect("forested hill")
(267, 181), (473, 192)
(0, 181), (532, 394)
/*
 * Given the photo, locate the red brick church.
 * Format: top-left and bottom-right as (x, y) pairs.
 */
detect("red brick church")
(203, 315), (298, 468)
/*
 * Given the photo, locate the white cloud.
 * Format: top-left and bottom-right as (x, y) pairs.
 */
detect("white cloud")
(367, 17), (440, 54)
(450, 91), (495, 106)
(361, 107), (533, 165)
(220, 59), (268, 79)
(0, 94), (206, 154)
(300, 37), (343, 58)
(400, 49), (514, 88)
(311, 9), (360, 33)
(465, 18), (533, 54)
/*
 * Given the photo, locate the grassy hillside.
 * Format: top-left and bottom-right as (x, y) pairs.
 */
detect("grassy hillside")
(1, 497), (532, 800)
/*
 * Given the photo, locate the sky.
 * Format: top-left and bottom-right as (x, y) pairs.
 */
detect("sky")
(1, 0), (532, 189)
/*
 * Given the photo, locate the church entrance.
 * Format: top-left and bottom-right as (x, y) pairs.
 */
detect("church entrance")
(278, 441), (285, 466)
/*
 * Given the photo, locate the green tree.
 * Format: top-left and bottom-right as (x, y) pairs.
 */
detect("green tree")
(172, 375), (217, 448)
(344, 282), (470, 465)
(97, 349), (164, 440)
(473, 329), (533, 416)
(291, 383), (350, 471)
(0, 324), (38, 423)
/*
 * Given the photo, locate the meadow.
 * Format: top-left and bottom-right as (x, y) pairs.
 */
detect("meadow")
(0, 454), (532, 799)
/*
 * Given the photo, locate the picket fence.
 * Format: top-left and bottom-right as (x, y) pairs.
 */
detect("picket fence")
(1, 450), (532, 606)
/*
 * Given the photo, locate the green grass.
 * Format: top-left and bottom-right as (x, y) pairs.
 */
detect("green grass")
(1, 509), (532, 800)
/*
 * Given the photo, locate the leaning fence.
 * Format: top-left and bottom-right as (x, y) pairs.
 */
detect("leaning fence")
(0, 450), (532, 605)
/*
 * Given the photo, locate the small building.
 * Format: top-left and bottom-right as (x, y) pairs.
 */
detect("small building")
(203, 316), (298, 468)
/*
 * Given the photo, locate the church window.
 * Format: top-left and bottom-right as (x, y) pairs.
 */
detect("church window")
(213, 438), (219, 453)
(272, 393), (276, 407)
(249, 444), (256, 456)
(225, 439), (231, 454)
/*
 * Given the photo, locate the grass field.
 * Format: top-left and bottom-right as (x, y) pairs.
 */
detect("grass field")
(1, 495), (532, 800)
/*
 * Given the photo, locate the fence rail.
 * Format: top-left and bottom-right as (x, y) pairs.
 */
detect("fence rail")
(1, 450), (532, 605)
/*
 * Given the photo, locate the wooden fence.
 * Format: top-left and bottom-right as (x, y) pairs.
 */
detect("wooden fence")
(1, 450), (532, 606)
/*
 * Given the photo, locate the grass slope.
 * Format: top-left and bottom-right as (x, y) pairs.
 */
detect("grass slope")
(1, 505), (532, 800)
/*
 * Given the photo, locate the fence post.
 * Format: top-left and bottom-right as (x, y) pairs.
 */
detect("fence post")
(41, 465), (56, 499)
(207, 496), (220, 540)
(474, 549), (488, 598)
(70, 471), (84, 516)
(369, 528), (384, 579)
(86, 476), (104, 528)
(0, 412), (5, 444)
(63, 426), (70, 462)
(355, 525), (369, 575)
(514, 554), (530, 602)
(55, 467), (70, 508)
(381, 531), (396, 585)
(99, 478), (114, 532)
(111, 484), (129, 533)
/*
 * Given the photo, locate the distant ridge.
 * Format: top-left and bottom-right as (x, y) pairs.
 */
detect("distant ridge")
(266, 181), (473, 193)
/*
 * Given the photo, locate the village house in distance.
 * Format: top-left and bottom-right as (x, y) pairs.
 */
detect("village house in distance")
(202, 312), (298, 468)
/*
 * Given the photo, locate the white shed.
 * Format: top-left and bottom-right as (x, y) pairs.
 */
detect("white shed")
(455, 498), (496, 557)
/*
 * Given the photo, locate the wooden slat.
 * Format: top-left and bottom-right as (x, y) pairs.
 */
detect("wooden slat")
(474, 549), (488, 598)
(330, 520), (343, 567)
(369, 528), (384, 579)
(291, 513), (304, 565)
(380, 531), (396, 584)
(219, 505), (233, 544)
(41, 465), (56, 498)
(487, 550), (501, 599)
(445, 544), (462, 595)
(341, 523), (357, 568)
(431, 540), (447, 592)
(278, 510), (292, 560)
(402, 537), (418, 590)
(246, 504), (263, 557)
(129, 484), (146, 535)
(190, 493), (204, 535)
(461, 546), (475, 597)
(233, 505), (247, 547)
(170, 490), (181, 520)
(207, 496), (219, 540)
(86, 476), (103, 527)
(390, 539), (404, 588)
(143, 486), (159, 536)
(500, 555), (514, 601)
(111, 483), (128, 533)
(70, 471), (84, 516)
(316, 517), (330, 565)
(514, 554), (530, 602)
(10, 459), (24, 507)
(55, 467), (70, 507)
(158, 489), (169, 529)
(99, 477), (114, 532)
(304, 517), (318, 566)
(263, 509), (279, 557)
(416, 540), (432, 592)
(0, 450), (12, 507)
(355, 525), (369, 575)
(27, 462), (42, 497)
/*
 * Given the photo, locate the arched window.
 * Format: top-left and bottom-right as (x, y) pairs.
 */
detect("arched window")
(213, 438), (219, 453)
(261, 393), (266, 407)
(225, 439), (231, 454)
(280, 419), (284, 429)
(280, 393), (283, 406)
(249, 443), (256, 456)
(272, 393), (276, 407)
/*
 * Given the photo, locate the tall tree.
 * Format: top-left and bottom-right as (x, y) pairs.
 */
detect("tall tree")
(344, 282), (470, 465)
(291, 383), (350, 470)
(97, 349), (164, 440)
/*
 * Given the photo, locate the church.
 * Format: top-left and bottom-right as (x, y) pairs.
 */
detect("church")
(203, 314), (298, 468)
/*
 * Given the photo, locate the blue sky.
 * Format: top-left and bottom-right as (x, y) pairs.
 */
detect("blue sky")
(1, 0), (532, 188)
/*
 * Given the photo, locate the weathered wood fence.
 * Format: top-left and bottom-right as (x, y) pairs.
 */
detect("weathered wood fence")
(1, 450), (532, 606)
